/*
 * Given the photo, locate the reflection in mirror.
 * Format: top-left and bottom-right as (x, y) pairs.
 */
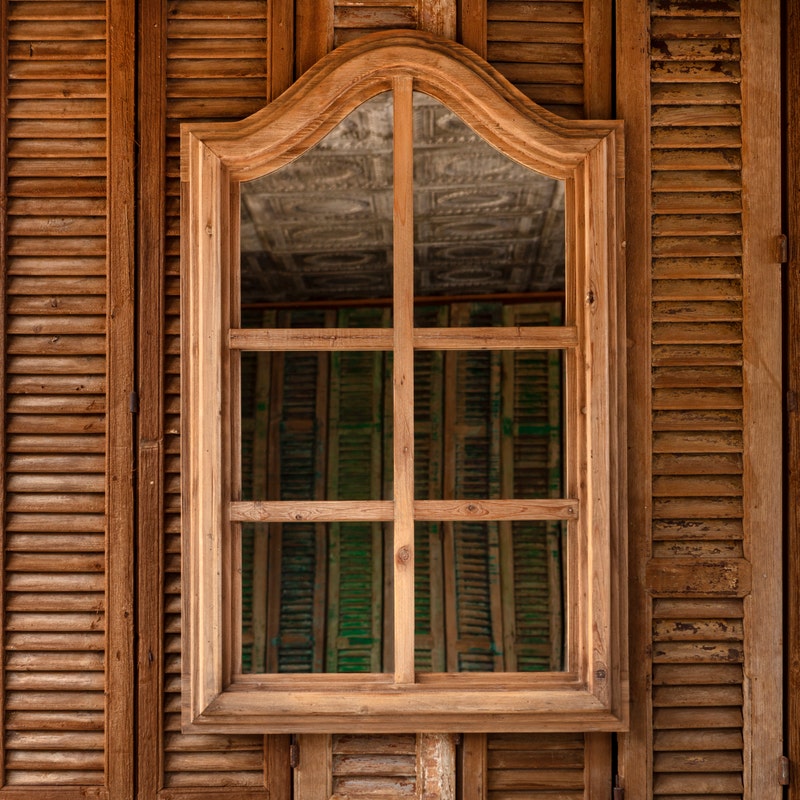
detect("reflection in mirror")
(241, 522), (392, 673)
(412, 92), (565, 304)
(413, 304), (564, 502)
(240, 515), (564, 674)
(238, 91), (567, 675)
(240, 307), (392, 503)
(239, 91), (394, 314)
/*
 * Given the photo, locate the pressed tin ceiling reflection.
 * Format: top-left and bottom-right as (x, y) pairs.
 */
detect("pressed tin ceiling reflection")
(240, 92), (566, 303)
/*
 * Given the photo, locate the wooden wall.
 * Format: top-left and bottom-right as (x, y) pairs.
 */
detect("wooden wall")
(618, 2), (782, 799)
(0, 0), (783, 798)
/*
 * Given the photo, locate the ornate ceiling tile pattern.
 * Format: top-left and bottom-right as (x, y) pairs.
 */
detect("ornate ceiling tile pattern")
(240, 91), (565, 304)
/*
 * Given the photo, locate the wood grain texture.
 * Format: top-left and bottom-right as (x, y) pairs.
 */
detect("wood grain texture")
(183, 28), (624, 733)
(615, 0), (653, 796)
(739, 0), (783, 795)
(136, 0), (167, 794)
(789, 1), (800, 798)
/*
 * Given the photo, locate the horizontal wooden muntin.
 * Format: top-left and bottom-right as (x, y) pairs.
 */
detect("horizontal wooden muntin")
(229, 326), (579, 351)
(229, 499), (580, 522)
(183, 29), (626, 733)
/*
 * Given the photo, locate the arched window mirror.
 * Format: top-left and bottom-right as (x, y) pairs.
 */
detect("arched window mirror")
(182, 30), (626, 732)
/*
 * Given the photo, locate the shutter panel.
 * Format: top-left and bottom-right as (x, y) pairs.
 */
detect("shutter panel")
(156, 0), (275, 792)
(647, 4), (748, 799)
(462, 733), (585, 800)
(240, 309), (331, 674)
(332, 734), (417, 798)
(296, 733), (455, 799)
(4, 0), (111, 789)
(486, 734), (584, 799)
(486, 1), (586, 118)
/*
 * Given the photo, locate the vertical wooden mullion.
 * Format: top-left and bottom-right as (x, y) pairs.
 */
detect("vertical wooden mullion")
(393, 76), (415, 685)
(108, 0), (136, 795)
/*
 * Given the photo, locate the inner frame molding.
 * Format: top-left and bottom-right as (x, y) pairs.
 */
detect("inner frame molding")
(181, 29), (627, 733)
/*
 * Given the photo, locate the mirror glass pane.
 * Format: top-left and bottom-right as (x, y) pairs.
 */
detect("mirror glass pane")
(239, 91), (568, 675)
(240, 516), (566, 674)
(240, 91), (394, 316)
(240, 308), (392, 503)
(412, 91), (565, 306)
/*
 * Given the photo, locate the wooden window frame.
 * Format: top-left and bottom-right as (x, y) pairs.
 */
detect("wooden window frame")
(181, 30), (627, 733)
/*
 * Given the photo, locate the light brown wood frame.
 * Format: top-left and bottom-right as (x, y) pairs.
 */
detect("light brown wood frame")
(181, 29), (626, 734)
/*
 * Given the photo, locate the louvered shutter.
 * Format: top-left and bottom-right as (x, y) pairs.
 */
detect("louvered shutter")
(3, 0), (119, 790)
(326, 307), (390, 672)
(138, 0), (278, 793)
(646, 4), (748, 798)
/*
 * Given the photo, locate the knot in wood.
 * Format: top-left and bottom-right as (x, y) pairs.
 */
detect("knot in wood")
(396, 546), (411, 564)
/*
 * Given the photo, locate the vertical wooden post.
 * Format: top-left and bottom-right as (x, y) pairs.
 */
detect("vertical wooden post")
(459, 0), (487, 58)
(460, 734), (487, 800)
(393, 76), (416, 684)
(787, 2), (800, 797)
(296, 0), (334, 79)
(295, 734), (333, 800)
(583, 0), (613, 118)
(108, 0), (136, 795)
(615, 0), (653, 797)
(584, 733), (612, 800)
(418, 733), (456, 800)
(267, 0), (295, 101)
(740, 0), (783, 796)
(137, 0), (167, 789)
(418, 0), (456, 41)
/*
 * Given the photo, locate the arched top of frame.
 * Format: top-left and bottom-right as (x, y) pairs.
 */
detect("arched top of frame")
(182, 29), (623, 183)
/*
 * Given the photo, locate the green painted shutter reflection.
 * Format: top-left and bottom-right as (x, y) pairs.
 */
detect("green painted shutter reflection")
(502, 303), (564, 672)
(274, 311), (331, 673)
(445, 304), (504, 671)
(240, 301), (563, 673)
(413, 306), (447, 672)
(326, 307), (390, 672)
